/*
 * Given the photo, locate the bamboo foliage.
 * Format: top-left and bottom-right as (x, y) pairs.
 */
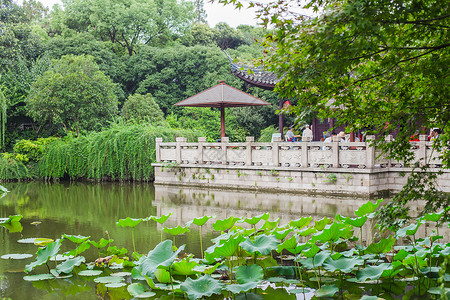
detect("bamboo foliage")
(37, 123), (201, 181)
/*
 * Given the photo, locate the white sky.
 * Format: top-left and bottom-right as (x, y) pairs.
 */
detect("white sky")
(25, 0), (261, 28)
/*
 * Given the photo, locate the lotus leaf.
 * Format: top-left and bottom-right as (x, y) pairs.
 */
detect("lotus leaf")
(403, 254), (427, 269)
(17, 238), (42, 244)
(289, 288), (312, 294)
(172, 258), (200, 276)
(300, 251), (330, 269)
(340, 249), (357, 257)
(393, 249), (410, 260)
(421, 210), (444, 223)
(314, 217), (332, 230)
(127, 283), (157, 298)
(23, 274), (55, 281)
(315, 284), (338, 297)
(355, 199), (383, 217)
(299, 227), (317, 237)
(148, 212), (172, 224)
(66, 240), (91, 256)
(311, 222), (349, 243)
(343, 216), (368, 228)
(191, 215), (215, 226)
(49, 269), (73, 278)
(289, 216), (312, 229)
(94, 276), (124, 284)
(53, 256), (85, 274)
(240, 234), (279, 255)
(356, 263), (392, 281)
(116, 217), (143, 228)
(62, 234), (90, 244)
(78, 270), (103, 276)
(0, 214), (22, 224)
(273, 228), (293, 240)
(277, 235), (298, 253)
(180, 275), (224, 300)
(266, 276), (286, 282)
(427, 287), (447, 295)
(154, 268), (172, 283)
(51, 254), (73, 261)
(235, 264), (264, 284)
(0, 184), (9, 193)
(139, 240), (185, 276)
(301, 244), (321, 258)
(212, 234), (245, 258)
(261, 218), (280, 231)
(360, 296), (385, 300)
(107, 246), (128, 256)
(34, 238), (54, 246)
(212, 216), (241, 231)
(192, 263), (221, 275)
(226, 282), (258, 293)
(105, 282), (127, 288)
(1, 253), (33, 260)
(323, 256), (364, 273)
(242, 213), (270, 226)
(90, 238), (113, 249)
(365, 237), (395, 254)
(163, 225), (190, 236)
(396, 222), (423, 237)
(25, 239), (62, 273)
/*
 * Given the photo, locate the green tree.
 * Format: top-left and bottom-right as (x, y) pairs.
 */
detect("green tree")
(121, 93), (165, 125)
(26, 55), (118, 135)
(226, 0), (449, 221)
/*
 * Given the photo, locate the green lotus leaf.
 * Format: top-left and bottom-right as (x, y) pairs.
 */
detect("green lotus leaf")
(277, 236), (308, 255)
(355, 199), (383, 217)
(17, 238), (44, 244)
(0, 214), (22, 224)
(212, 216), (241, 232)
(421, 210), (444, 223)
(23, 274), (55, 281)
(311, 222), (349, 243)
(261, 218), (280, 231)
(393, 249), (411, 260)
(340, 249), (357, 257)
(441, 247), (450, 256)
(180, 274), (225, 300)
(301, 244), (321, 258)
(289, 288), (312, 294)
(105, 282), (127, 288)
(323, 256), (364, 273)
(315, 284), (338, 297)
(226, 282), (258, 293)
(172, 258), (200, 276)
(192, 263), (221, 275)
(55, 256), (85, 274)
(94, 276), (124, 284)
(343, 216), (367, 228)
(360, 296), (385, 300)
(396, 222), (423, 237)
(62, 234), (90, 244)
(66, 240), (91, 257)
(403, 254), (427, 269)
(148, 212), (173, 224)
(356, 263), (392, 281)
(212, 234), (245, 258)
(300, 251), (330, 269)
(427, 287), (449, 295)
(49, 269), (73, 278)
(51, 254), (73, 261)
(314, 217), (332, 231)
(90, 238), (113, 249)
(139, 240), (185, 276)
(0, 184), (9, 193)
(1, 253), (33, 260)
(34, 238), (54, 246)
(242, 213), (270, 226)
(25, 239), (62, 273)
(289, 216), (312, 229)
(299, 227), (317, 237)
(235, 264), (264, 284)
(154, 268), (172, 283)
(78, 270), (103, 276)
(273, 228), (293, 240)
(111, 271), (132, 277)
(116, 217), (143, 228)
(191, 215), (215, 226)
(163, 225), (190, 236)
(365, 236), (395, 254)
(1, 221), (23, 232)
(240, 234), (279, 255)
(266, 276), (285, 282)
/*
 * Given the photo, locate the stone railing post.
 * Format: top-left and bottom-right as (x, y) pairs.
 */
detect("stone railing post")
(246, 136), (254, 166)
(385, 135), (393, 167)
(221, 137), (229, 165)
(272, 136), (281, 167)
(301, 137), (311, 168)
(418, 134), (427, 166)
(365, 135), (375, 169)
(176, 137), (187, 164)
(155, 137), (163, 162)
(198, 137), (206, 165)
(332, 135), (340, 168)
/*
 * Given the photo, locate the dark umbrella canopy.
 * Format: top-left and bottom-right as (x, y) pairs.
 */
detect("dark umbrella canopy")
(174, 81), (270, 138)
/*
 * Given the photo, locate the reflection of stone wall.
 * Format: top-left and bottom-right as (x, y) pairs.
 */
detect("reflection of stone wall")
(153, 185), (449, 243)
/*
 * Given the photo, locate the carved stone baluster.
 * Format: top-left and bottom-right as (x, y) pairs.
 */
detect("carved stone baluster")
(176, 137), (187, 164)
(221, 137), (229, 165)
(272, 136), (281, 167)
(246, 136), (254, 166)
(332, 135), (340, 168)
(198, 137), (206, 165)
(365, 135), (375, 169)
(155, 137), (163, 162)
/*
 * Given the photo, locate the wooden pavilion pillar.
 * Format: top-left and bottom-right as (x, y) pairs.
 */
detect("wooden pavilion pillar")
(279, 98), (283, 135)
(220, 103), (226, 138)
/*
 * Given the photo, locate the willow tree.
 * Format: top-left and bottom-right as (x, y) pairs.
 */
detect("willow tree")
(26, 54), (118, 136)
(0, 89), (6, 150)
(218, 0), (450, 223)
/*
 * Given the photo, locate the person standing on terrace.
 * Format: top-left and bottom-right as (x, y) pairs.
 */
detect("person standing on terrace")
(302, 124), (313, 141)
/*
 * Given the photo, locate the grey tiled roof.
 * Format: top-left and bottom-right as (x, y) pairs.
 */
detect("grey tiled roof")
(174, 81), (271, 108)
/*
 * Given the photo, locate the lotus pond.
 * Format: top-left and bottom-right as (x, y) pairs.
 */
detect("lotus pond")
(0, 182), (449, 299)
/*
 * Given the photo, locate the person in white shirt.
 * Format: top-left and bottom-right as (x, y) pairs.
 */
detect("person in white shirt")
(324, 132), (337, 142)
(302, 124), (313, 141)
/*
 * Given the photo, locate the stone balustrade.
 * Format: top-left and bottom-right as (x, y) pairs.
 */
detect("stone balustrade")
(155, 134), (442, 170)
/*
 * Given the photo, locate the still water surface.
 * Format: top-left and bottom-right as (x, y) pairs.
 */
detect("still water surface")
(0, 182), (442, 299)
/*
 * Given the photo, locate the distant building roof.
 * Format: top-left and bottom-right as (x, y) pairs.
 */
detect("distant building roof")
(225, 51), (280, 90)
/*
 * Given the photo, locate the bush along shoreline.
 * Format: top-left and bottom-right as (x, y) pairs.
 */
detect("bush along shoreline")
(1, 199), (449, 299)
(0, 123), (202, 182)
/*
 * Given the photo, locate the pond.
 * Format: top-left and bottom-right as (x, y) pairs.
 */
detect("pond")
(0, 182), (448, 299)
